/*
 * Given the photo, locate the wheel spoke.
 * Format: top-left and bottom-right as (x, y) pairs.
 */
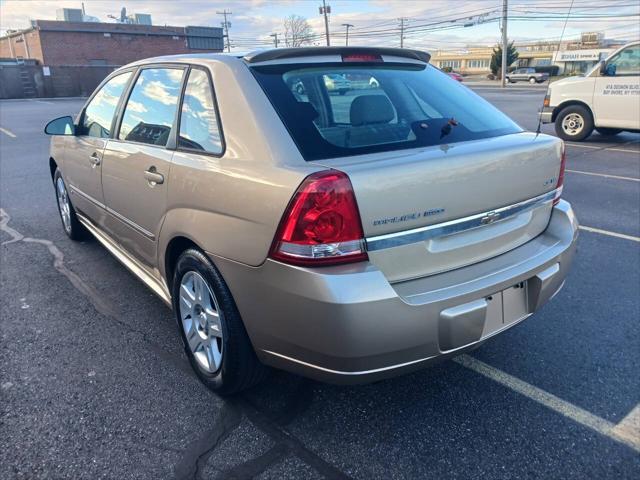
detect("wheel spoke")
(179, 293), (193, 313)
(193, 275), (205, 303)
(206, 309), (222, 338)
(181, 282), (195, 301)
(185, 323), (202, 353)
(205, 338), (222, 371)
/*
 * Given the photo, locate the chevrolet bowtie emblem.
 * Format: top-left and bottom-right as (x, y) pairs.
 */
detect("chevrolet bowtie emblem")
(480, 211), (501, 225)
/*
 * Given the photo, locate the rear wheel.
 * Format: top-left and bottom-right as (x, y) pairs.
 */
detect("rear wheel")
(596, 127), (622, 136)
(172, 249), (268, 395)
(529, 77), (537, 84)
(53, 169), (87, 241)
(555, 105), (594, 141)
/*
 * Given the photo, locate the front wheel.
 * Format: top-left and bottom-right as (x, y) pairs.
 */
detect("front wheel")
(53, 169), (88, 241)
(172, 249), (268, 395)
(529, 77), (537, 84)
(596, 127), (622, 136)
(555, 105), (594, 141)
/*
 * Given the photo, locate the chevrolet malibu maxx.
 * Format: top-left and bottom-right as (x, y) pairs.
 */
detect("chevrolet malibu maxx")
(45, 47), (578, 394)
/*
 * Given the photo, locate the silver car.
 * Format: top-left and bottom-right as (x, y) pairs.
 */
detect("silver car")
(45, 47), (577, 394)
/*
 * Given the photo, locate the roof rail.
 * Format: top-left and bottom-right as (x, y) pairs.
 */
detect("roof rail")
(244, 47), (431, 64)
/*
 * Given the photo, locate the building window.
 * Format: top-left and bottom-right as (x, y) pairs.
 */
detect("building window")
(467, 59), (489, 69)
(439, 60), (461, 69)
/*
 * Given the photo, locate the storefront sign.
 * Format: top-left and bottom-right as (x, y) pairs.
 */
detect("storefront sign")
(553, 49), (612, 62)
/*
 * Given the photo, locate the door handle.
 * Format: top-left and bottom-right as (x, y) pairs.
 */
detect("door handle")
(144, 168), (164, 185)
(89, 152), (101, 167)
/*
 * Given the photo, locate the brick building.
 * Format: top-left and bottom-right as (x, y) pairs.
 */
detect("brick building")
(0, 20), (223, 66)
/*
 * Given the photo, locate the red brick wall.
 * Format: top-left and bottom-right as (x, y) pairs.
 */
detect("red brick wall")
(39, 30), (193, 66)
(0, 31), (44, 63)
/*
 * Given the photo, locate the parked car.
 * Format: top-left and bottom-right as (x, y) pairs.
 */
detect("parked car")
(323, 73), (351, 95)
(506, 67), (549, 84)
(540, 41), (640, 141)
(45, 47), (577, 394)
(448, 72), (464, 82)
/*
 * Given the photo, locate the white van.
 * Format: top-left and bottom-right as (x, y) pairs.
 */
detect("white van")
(540, 41), (640, 141)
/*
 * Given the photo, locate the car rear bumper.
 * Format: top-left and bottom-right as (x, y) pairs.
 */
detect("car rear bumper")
(211, 200), (578, 385)
(539, 106), (554, 123)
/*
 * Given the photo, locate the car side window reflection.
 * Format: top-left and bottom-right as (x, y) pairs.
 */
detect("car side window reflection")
(178, 69), (223, 154)
(81, 71), (132, 138)
(119, 68), (184, 146)
(609, 46), (640, 76)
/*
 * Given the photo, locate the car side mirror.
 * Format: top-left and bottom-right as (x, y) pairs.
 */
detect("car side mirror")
(45, 116), (75, 135)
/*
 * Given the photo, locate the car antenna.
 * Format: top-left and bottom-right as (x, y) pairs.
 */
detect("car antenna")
(535, 0), (575, 138)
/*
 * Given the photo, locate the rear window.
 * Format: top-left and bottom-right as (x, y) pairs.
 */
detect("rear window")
(251, 63), (522, 161)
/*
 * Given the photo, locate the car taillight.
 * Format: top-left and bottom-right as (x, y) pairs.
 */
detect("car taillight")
(554, 142), (566, 206)
(270, 170), (368, 266)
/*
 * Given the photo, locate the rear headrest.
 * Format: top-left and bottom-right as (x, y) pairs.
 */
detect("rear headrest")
(350, 95), (394, 126)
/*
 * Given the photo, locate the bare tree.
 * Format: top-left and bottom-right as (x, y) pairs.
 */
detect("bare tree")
(283, 15), (312, 47)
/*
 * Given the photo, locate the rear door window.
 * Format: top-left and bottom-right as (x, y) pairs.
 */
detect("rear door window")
(178, 68), (223, 154)
(252, 63), (521, 161)
(118, 67), (184, 146)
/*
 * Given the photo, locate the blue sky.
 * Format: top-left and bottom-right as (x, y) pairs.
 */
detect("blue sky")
(1, 0), (639, 50)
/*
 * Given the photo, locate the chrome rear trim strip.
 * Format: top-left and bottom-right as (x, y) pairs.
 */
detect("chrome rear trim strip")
(366, 188), (559, 252)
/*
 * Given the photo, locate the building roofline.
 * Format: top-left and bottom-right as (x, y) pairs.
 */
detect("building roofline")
(1, 20), (223, 40)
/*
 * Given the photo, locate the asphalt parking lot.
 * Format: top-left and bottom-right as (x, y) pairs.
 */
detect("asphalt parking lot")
(1, 86), (639, 479)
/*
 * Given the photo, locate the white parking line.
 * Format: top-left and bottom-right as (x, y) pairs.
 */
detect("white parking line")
(566, 143), (640, 154)
(579, 226), (640, 243)
(0, 127), (16, 138)
(566, 169), (640, 182)
(611, 405), (640, 452)
(455, 355), (640, 453)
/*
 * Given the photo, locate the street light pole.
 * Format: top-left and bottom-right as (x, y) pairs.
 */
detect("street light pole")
(398, 17), (408, 48)
(320, 0), (331, 46)
(501, 0), (508, 87)
(342, 23), (353, 46)
(270, 32), (279, 48)
(216, 9), (232, 53)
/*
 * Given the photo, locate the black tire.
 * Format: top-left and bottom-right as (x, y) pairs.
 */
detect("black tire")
(596, 127), (622, 136)
(171, 248), (268, 395)
(529, 77), (537, 84)
(53, 169), (88, 241)
(554, 105), (594, 141)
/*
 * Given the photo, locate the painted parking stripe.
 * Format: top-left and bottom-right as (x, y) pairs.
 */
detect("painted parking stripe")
(0, 127), (16, 138)
(566, 143), (640, 154)
(610, 404), (640, 452)
(579, 226), (640, 243)
(566, 169), (640, 182)
(455, 355), (640, 453)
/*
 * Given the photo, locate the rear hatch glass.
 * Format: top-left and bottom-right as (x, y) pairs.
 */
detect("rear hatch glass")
(250, 62), (522, 161)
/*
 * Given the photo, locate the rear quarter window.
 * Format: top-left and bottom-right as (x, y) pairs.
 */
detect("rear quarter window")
(251, 63), (521, 161)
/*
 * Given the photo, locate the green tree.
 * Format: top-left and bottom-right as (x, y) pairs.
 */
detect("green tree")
(490, 41), (519, 75)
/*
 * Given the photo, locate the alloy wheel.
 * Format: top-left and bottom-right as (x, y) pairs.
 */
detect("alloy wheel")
(179, 271), (224, 373)
(56, 177), (72, 233)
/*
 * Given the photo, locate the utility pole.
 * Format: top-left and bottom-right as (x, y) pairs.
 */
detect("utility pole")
(501, 0), (508, 87)
(320, 0), (331, 46)
(270, 32), (279, 48)
(217, 9), (232, 52)
(398, 17), (408, 48)
(341, 23), (353, 46)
